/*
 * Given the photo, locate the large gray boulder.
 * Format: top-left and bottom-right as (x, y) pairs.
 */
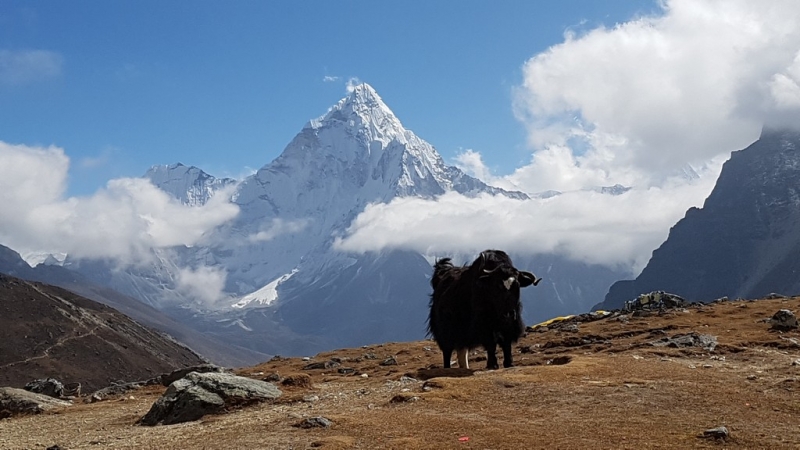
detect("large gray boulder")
(139, 372), (282, 426)
(0, 387), (72, 418)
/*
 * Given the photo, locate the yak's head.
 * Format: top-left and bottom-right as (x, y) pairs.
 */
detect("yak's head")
(470, 250), (542, 320)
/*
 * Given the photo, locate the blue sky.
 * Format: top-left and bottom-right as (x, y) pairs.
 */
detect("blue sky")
(2, 1), (658, 196)
(4, 1), (800, 274)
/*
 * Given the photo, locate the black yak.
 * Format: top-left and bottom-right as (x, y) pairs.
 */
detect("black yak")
(427, 250), (541, 370)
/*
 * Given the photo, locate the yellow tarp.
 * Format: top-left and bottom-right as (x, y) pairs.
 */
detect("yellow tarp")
(529, 315), (575, 329)
(528, 310), (611, 330)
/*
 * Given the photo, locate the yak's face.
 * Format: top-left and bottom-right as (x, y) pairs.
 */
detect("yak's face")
(468, 250), (542, 320)
(477, 264), (538, 321)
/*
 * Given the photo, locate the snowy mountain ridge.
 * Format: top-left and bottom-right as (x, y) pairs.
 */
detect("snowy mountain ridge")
(144, 163), (237, 206)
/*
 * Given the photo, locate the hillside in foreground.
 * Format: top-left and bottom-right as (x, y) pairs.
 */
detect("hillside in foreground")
(1, 295), (798, 449)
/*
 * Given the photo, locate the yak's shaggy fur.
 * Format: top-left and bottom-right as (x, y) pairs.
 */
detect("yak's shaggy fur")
(427, 250), (541, 370)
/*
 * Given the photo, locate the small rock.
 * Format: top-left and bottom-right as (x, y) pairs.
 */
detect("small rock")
(262, 373), (281, 382)
(337, 367), (356, 375)
(561, 323), (579, 333)
(24, 378), (64, 399)
(295, 416), (332, 428)
(547, 355), (573, 365)
(280, 374), (313, 388)
(390, 394), (419, 403)
(302, 395), (320, 403)
(701, 426), (729, 440)
(771, 309), (798, 330)
(792, 359), (800, 366)
(302, 357), (311, 361)
(303, 361), (340, 370)
(360, 373), (369, 379)
(380, 356), (398, 366)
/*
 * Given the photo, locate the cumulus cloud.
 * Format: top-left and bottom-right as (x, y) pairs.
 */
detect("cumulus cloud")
(175, 265), (230, 307)
(339, 1), (800, 273)
(0, 49), (63, 85)
(0, 141), (239, 265)
(512, 0), (800, 186)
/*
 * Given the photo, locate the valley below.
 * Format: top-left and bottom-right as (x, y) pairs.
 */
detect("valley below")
(1, 295), (799, 449)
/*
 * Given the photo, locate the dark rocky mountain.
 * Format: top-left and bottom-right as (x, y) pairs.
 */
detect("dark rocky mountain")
(0, 273), (206, 392)
(597, 127), (800, 310)
(0, 245), (269, 367)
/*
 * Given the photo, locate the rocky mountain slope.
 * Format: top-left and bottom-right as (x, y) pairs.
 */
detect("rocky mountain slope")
(0, 244), (268, 367)
(0, 274), (207, 392)
(1, 295), (797, 449)
(598, 128), (800, 311)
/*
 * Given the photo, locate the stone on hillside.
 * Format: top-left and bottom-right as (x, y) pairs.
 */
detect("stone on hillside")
(651, 332), (717, 352)
(159, 363), (229, 386)
(0, 387), (72, 418)
(294, 416), (333, 428)
(88, 381), (146, 403)
(139, 371), (282, 426)
(770, 309), (798, 330)
(23, 378), (64, 399)
(701, 426), (730, 440)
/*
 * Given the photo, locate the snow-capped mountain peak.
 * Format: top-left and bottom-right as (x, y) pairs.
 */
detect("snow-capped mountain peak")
(308, 83), (405, 148)
(144, 163), (237, 206)
(131, 84), (527, 312)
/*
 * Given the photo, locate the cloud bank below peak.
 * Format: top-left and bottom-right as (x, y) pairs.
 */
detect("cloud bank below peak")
(0, 141), (239, 265)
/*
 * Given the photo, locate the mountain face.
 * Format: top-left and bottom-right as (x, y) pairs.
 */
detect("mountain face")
(0, 273), (207, 392)
(597, 127), (800, 310)
(66, 83), (625, 357)
(0, 244), (268, 367)
(144, 163), (237, 206)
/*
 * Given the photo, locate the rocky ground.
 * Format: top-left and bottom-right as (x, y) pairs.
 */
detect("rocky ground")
(1, 295), (799, 449)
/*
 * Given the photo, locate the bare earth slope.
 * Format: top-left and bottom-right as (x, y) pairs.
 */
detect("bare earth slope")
(0, 274), (206, 393)
(1, 296), (798, 449)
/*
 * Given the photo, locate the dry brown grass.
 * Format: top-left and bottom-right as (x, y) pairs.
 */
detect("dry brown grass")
(1, 296), (799, 449)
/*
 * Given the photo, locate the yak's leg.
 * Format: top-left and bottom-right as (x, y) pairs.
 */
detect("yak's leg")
(441, 347), (453, 369)
(456, 348), (469, 369)
(484, 341), (499, 370)
(501, 340), (514, 368)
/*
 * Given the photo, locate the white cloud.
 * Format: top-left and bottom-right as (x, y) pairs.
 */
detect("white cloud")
(323, 75), (340, 83)
(453, 149), (495, 184)
(513, 0), (800, 186)
(340, 0), (800, 274)
(0, 141), (240, 264)
(0, 49), (63, 85)
(345, 77), (362, 93)
(175, 265), (230, 307)
(249, 218), (309, 242)
(336, 158), (723, 275)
